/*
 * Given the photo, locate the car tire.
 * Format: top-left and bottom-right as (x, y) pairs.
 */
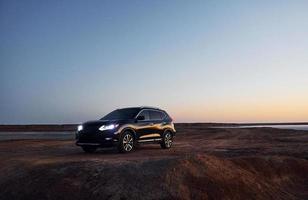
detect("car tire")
(160, 131), (173, 149)
(82, 146), (97, 153)
(118, 131), (134, 153)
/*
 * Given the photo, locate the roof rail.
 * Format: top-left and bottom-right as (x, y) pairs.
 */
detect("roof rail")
(140, 106), (161, 110)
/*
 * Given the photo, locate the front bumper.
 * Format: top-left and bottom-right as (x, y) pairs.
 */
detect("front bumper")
(75, 129), (119, 147)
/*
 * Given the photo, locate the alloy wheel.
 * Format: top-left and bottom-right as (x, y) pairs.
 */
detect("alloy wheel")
(123, 133), (134, 152)
(164, 132), (172, 148)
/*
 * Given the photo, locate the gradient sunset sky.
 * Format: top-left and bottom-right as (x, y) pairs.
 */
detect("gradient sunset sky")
(1, 0), (308, 124)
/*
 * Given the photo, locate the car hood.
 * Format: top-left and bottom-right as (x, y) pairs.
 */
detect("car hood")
(82, 119), (132, 127)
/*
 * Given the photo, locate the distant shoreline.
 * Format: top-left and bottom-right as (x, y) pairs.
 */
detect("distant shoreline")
(1, 122), (308, 132)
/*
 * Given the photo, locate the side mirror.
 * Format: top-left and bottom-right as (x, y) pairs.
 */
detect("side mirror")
(136, 115), (145, 121)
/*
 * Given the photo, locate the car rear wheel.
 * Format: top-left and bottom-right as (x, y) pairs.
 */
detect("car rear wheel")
(82, 146), (97, 153)
(160, 131), (173, 149)
(118, 131), (134, 153)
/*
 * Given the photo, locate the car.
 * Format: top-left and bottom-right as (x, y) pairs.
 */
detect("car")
(76, 106), (176, 153)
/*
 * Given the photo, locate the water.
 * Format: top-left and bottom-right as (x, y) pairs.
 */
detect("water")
(217, 124), (308, 131)
(0, 132), (75, 141)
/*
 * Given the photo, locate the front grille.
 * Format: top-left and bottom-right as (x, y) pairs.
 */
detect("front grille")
(83, 126), (99, 133)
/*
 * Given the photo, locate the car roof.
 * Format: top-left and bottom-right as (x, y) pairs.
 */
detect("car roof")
(140, 106), (162, 110)
(118, 106), (163, 111)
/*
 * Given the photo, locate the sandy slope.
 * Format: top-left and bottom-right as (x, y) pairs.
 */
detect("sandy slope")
(0, 126), (307, 200)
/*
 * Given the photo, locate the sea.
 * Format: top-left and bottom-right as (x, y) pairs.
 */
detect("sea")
(217, 124), (308, 131)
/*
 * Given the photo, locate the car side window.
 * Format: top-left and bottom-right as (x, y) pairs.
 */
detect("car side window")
(149, 110), (163, 121)
(138, 110), (150, 121)
(160, 112), (166, 120)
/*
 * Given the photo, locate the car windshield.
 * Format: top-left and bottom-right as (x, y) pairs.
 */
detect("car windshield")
(100, 108), (140, 120)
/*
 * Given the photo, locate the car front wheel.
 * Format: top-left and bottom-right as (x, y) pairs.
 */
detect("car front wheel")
(118, 131), (134, 153)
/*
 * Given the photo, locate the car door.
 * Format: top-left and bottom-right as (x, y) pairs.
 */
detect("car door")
(148, 110), (164, 138)
(135, 110), (153, 140)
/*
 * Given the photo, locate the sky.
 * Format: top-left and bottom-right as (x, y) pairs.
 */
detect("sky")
(1, 0), (308, 124)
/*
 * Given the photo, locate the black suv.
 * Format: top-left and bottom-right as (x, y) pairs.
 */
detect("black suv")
(76, 107), (176, 153)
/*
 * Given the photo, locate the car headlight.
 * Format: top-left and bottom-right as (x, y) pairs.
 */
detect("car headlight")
(77, 125), (83, 131)
(99, 124), (119, 131)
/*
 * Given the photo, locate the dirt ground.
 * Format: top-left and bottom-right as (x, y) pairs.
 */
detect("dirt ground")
(0, 125), (308, 200)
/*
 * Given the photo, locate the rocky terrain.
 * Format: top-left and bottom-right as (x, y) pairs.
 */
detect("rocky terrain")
(0, 125), (307, 200)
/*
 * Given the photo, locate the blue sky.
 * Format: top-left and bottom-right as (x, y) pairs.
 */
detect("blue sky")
(1, 0), (308, 124)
